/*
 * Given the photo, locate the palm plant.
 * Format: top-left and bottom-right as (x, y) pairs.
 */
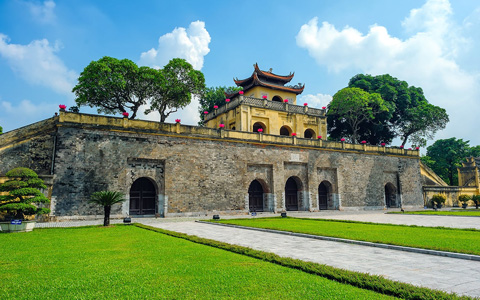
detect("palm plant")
(89, 191), (125, 226)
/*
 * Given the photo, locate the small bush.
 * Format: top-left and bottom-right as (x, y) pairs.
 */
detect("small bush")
(430, 194), (446, 207)
(458, 194), (471, 205)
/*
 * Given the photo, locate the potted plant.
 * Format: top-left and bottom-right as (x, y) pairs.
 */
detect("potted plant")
(0, 167), (50, 232)
(430, 194), (446, 209)
(472, 195), (480, 209)
(458, 194), (471, 209)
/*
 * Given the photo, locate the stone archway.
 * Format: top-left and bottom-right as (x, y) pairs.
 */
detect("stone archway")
(129, 177), (156, 215)
(285, 177), (300, 211)
(253, 122), (266, 133)
(248, 180), (264, 212)
(272, 95), (282, 102)
(304, 129), (315, 139)
(280, 125), (292, 136)
(385, 183), (397, 208)
(318, 181), (332, 210)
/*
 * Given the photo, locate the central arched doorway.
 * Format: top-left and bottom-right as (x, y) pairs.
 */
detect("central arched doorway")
(280, 126), (292, 136)
(130, 178), (156, 215)
(318, 182), (329, 210)
(248, 180), (264, 212)
(253, 122), (266, 133)
(385, 183), (396, 208)
(285, 177), (299, 211)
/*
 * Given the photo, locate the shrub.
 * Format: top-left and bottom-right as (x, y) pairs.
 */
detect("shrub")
(0, 167), (50, 220)
(458, 194), (471, 204)
(472, 195), (480, 209)
(430, 194), (446, 208)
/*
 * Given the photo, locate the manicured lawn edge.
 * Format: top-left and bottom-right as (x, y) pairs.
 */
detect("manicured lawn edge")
(134, 223), (467, 300)
(208, 217), (480, 256)
(388, 211), (480, 217)
(199, 220), (480, 262)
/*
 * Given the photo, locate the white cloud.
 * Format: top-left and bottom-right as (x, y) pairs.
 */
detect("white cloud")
(0, 99), (58, 133)
(298, 93), (332, 108)
(136, 21), (211, 124)
(139, 20), (211, 70)
(296, 0), (480, 145)
(25, 0), (56, 24)
(0, 34), (77, 97)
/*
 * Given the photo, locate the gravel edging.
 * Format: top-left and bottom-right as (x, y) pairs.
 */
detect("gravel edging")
(197, 221), (480, 262)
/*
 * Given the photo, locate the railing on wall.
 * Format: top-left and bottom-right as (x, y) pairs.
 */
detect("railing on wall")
(204, 95), (325, 122)
(56, 111), (420, 157)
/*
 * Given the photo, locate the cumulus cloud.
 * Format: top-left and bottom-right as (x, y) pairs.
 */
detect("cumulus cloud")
(0, 34), (77, 96)
(296, 0), (480, 145)
(298, 93), (332, 108)
(136, 21), (210, 124)
(139, 21), (211, 70)
(25, 0), (56, 24)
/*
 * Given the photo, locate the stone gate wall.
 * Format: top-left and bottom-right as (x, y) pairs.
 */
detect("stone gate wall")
(0, 112), (424, 219)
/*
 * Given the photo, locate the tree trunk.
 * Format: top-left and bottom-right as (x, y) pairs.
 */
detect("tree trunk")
(104, 205), (111, 226)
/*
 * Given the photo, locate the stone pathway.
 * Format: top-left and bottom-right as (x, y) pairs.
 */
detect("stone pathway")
(139, 219), (480, 298)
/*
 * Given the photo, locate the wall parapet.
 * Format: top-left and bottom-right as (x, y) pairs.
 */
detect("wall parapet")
(203, 95), (326, 122)
(56, 111), (419, 158)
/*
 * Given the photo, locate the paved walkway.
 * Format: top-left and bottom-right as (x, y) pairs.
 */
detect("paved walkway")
(138, 219), (480, 298)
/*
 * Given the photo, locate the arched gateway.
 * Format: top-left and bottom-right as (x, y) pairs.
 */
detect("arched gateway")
(248, 180), (264, 212)
(318, 181), (330, 210)
(385, 183), (397, 208)
(285, 177), (299, 211)
(129, 178), (156, 215)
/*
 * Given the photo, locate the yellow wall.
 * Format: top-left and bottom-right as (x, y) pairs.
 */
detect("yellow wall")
(206, 103), (327, 138)
(244, 86), (299, 105)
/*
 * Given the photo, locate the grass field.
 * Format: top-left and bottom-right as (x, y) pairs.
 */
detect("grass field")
(389, 210), (480, 216)
(0, 225), (396, 299)
(214, 217), (480, 255)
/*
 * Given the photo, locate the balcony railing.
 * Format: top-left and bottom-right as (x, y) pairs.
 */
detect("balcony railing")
(204, 96), (325, 122)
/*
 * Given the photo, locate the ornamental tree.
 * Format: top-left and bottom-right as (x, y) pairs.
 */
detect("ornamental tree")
(327, 87), (389, 143)
(72, 56), (157, 119)
(146, 58), (205, 122)
(89, 191), (126, 226)
(421, 138), (472, 185)
(0, 167), (50, 220)
(198, 86), (242, 125)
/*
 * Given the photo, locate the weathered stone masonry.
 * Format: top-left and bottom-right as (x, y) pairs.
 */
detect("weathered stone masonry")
(0, 112), (423, 219)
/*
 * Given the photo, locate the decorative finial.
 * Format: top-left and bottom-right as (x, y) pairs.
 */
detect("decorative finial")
(268, 68), (273, 73)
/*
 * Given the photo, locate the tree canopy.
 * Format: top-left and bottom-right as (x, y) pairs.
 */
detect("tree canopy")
(329, 74), (449, 146)
(0, 125), (2, 134)
(72, 57), (205, 122)
(421, 138), (478, 185)
(146, 58), (205, 122)
(198, 86), (242, 125)
(327, 87), (389, 143)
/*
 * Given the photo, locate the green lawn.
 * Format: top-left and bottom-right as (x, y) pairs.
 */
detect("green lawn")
(214, 217), (480, 256)
(389, 210), (480, 216)
(0, 225), (395, 300)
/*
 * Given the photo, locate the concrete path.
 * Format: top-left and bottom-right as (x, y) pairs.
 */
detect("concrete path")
(140, 219), (480, 298)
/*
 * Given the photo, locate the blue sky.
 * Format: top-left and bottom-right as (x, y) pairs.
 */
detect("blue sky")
(1, 0), (480, 147)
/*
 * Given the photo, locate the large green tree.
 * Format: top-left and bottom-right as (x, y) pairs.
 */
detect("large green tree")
(346, 74), (449, 146)
(198, 86), (242, 124)
(421, 138), (473, 185)
(0, 167), (50, 220)
(146, 58), (205, 122)
(327, 87), (389, 143)
(72, 56), (156, 119)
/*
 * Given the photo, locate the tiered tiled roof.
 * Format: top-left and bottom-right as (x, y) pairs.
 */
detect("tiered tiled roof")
(226, 63), (304, 98)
